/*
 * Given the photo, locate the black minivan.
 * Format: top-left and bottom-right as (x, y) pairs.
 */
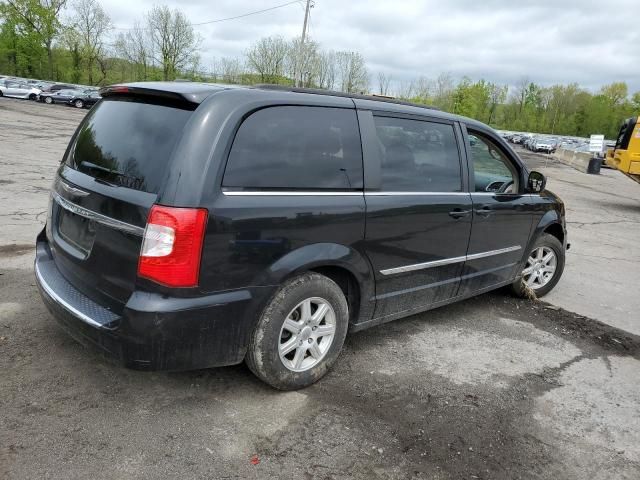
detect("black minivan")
(35, 82), (567, 389)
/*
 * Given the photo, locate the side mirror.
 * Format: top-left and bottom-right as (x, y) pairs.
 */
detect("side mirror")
(527, 171), (546, 193)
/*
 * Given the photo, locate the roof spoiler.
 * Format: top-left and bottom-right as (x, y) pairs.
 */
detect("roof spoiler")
(98, 85), (200, 105)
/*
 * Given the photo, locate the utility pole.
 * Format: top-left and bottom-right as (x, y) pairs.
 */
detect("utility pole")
(297, 0), (313, 87)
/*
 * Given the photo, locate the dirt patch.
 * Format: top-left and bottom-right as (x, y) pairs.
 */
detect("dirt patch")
(0, 243), (33, 257)
(494, 294), (640, 358)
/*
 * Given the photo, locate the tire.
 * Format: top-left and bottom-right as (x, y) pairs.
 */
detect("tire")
(511, 233), (565, 298)
(246, 272), (349, 390)
(29, 93), (36, 101)
(0, 91), (3, 97)
(74, 99), (84, 108)
(44, 96), (53, 104)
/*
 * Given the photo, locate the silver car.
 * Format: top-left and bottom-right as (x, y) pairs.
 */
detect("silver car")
(0, 81), (41, 100)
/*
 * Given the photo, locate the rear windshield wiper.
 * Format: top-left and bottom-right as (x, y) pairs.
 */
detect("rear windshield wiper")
(79, 161), (143, 188)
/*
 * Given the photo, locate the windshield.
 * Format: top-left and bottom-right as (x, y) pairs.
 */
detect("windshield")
(65, 97), (194, 193)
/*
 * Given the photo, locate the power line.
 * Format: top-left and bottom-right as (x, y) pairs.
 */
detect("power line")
(192, 0), (303, 26)
(112, 0), (303, 30)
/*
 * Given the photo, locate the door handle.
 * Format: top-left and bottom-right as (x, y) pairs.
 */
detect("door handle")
(449, 209), (471, 219)
(475, 207), (492, 216)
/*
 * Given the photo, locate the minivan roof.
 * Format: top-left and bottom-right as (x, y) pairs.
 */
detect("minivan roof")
(99, 81), (490, 132)
(101, 81), (442, 111)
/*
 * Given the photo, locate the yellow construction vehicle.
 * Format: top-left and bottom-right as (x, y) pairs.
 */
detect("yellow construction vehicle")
(606, 116), (640, 184)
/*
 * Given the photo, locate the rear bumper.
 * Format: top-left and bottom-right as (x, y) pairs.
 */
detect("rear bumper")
(35, 236), (274, 371)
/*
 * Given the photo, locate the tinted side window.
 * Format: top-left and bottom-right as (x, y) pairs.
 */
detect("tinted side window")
(468, 132), (517, 193)
(373, 116), (462, 192)
(223, 106), (363, 190)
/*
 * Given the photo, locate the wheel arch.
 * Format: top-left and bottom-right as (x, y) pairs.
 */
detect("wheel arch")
(259, 243), (375, 324)
(532, 210), (565, 246)
(519, 210), (565, 268)
(543, 222), (564, 244)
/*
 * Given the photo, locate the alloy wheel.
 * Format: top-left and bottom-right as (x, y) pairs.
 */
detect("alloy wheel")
(278, 297), (337, 372)
(522, 246), (557, 290)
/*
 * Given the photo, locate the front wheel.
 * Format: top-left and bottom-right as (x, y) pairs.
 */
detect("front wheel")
(74, 99), (84, 108)
(246, 272), (349, 390)
(512, 233), (565, 298)
(29, 93), (36, 100)
(44, 96), (53, 104)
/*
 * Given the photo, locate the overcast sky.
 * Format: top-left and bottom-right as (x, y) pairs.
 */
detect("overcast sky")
(101, 0), (640, 94)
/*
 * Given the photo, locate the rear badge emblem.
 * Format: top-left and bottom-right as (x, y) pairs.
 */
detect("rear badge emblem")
(59, 180), (89, 197)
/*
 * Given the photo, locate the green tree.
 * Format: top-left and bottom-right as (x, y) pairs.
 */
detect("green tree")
(3, 0), (66, 79)
(69, 0), (111, 85)
(147, 5), (200, 81)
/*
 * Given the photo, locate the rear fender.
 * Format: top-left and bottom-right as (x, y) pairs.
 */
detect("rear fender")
(255, 242), (375, 323)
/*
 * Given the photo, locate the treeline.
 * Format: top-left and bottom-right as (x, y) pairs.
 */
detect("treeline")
(394, 75), (640, 139)
(1, 1), (638, 138)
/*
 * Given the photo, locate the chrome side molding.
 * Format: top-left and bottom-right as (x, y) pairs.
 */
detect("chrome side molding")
(380, 245), (522, 276)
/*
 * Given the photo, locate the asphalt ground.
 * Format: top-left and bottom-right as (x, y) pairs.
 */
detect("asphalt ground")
(1, 97), (639, 479)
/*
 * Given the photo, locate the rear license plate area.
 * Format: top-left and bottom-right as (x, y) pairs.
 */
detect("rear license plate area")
(58, 209), (96, 255)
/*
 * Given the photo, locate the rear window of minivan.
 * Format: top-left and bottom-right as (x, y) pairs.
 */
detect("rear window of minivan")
(65, 97), (193, 193)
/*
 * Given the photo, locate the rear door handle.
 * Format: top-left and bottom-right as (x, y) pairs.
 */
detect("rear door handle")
(449, 209), (471, 219)
(475, 207), (492, 216)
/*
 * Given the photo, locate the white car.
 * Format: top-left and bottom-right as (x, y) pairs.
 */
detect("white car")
(0, 81), (41, 100)
(533, 139), (555, 153)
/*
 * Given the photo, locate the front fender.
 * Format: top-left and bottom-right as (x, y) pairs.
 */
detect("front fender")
(517, 208), (566, 277)
(534, 209), (563, 238)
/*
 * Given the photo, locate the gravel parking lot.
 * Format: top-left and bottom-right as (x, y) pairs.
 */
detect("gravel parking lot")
(1, 98), (640, 480)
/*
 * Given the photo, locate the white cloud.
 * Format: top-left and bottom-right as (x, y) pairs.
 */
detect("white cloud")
(100, 0), (640, 93)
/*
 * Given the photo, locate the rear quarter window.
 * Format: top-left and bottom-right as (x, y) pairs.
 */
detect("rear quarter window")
(65, 97), (193, 193)
(222, 106), (363, 190)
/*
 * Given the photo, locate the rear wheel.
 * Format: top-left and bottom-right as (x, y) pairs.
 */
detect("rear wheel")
(44, 96), (53, 104)
(512, 233), (564, 298)
(246, 272), (349, 390)
(74, 99), (84, 108)
(0, 90), (3, 97)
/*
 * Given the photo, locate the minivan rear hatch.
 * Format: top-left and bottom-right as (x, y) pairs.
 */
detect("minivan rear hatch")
(47, 94), (196, 310)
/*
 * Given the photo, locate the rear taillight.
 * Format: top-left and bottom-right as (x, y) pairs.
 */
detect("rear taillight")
(138, 205), (208, 288)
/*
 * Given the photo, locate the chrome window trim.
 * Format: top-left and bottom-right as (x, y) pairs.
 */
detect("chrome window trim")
(222, 191), (364, 196)
(222, 190), (470, 196)
(471, 192), (521, 196)
(34, 262), (105, 329)
(52, 192), (144, 236)
(365, 191), (470, 196)
(380, 245), (522, 276)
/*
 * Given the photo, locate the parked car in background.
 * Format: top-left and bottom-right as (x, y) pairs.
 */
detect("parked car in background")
(532, 138), (556, 153)
(40, 83), (77, 93)
(39, 89), (84, 104)
(524, 136), (536, 150)
(35, 81), (54, 90)
(0, 81), (41, 100)
(67, 90), (101, 108)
